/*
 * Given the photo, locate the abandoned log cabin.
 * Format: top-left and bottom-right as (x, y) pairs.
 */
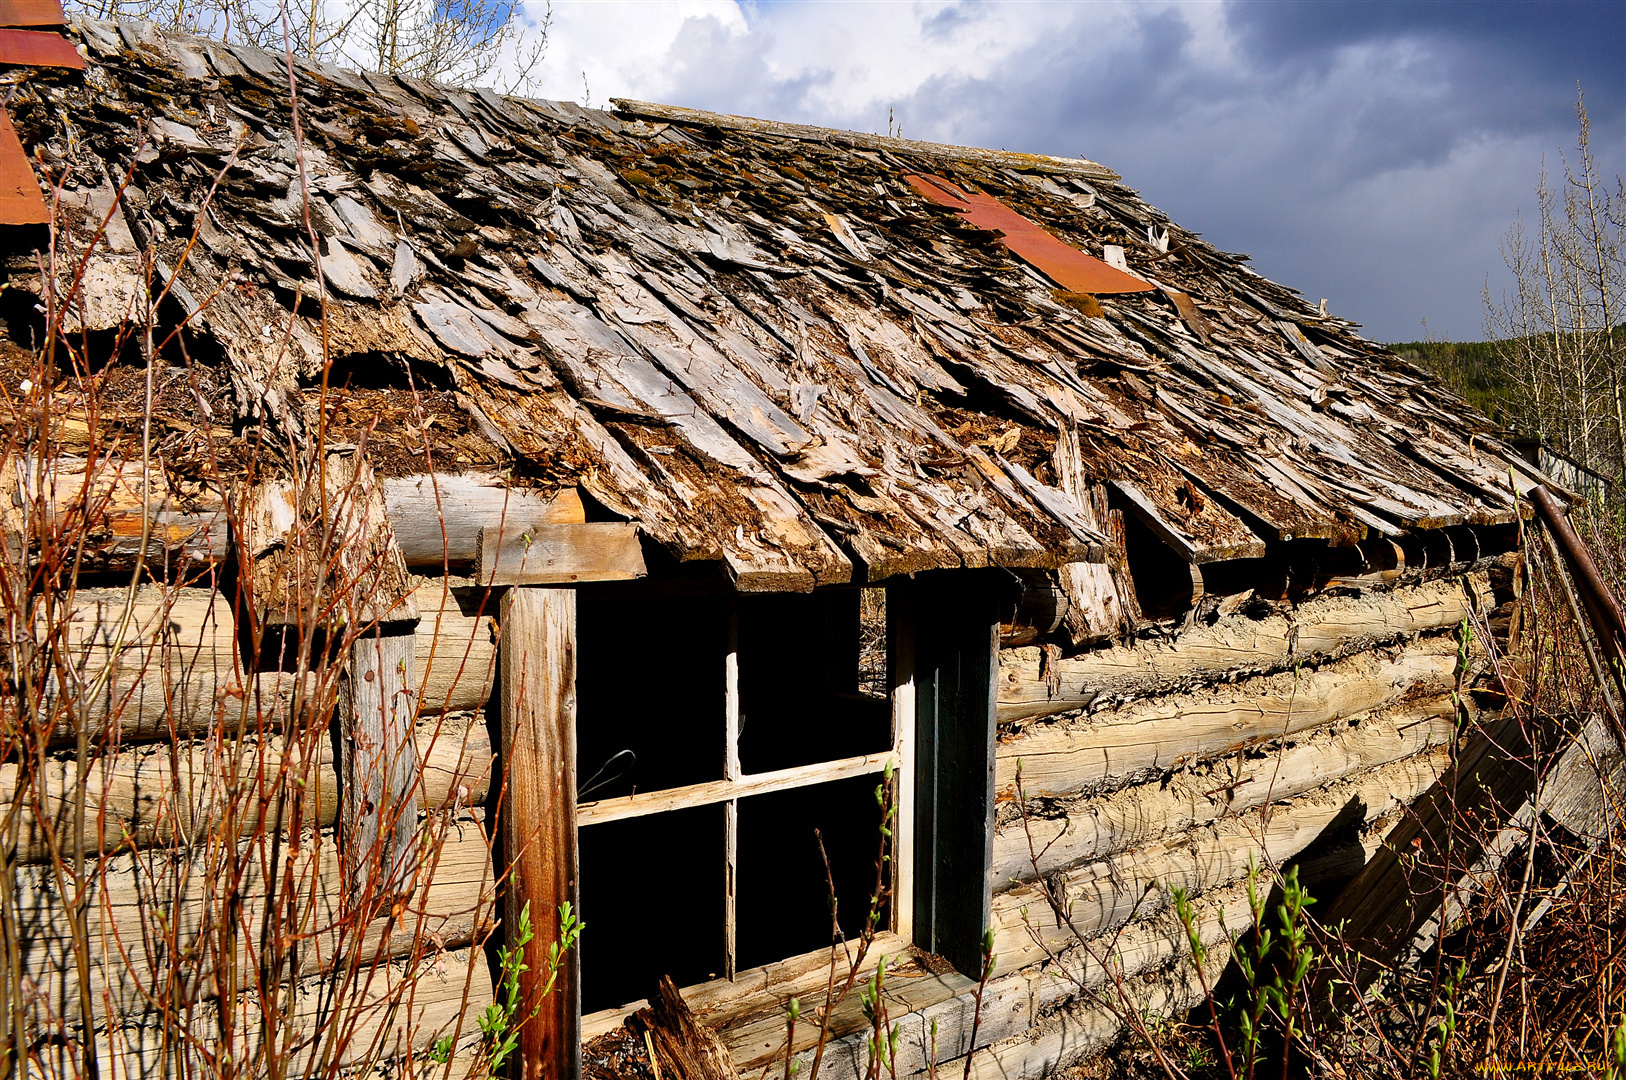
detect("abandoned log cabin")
(0, 13), (1573, 1080)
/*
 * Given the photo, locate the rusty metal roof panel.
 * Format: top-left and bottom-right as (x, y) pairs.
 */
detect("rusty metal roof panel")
(904, 173), (1155, 295)
(0, 108), (46, 224)
(0, 25), (80, 66)
(0, 0), (65, 27)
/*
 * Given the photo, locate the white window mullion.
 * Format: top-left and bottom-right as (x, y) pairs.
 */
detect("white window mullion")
(724, 604), (740, 980)
(890, 591), (916, 942)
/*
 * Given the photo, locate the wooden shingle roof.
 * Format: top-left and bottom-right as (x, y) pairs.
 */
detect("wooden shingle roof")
(9, 20), (1548, 590)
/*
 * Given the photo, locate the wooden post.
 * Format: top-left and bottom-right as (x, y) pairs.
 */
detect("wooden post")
(909, 572), (998, 977)
(338, 626), (419, 898)
(500, 587), (580, 1080)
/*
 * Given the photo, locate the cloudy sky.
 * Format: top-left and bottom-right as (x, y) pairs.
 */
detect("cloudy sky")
(503, 1), (1623, 343)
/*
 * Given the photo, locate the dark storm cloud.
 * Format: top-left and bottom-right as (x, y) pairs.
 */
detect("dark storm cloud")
(653, 1), (1624, 339)
(1229, 0), (1622, 90)
(1227, 1), (1625, 166)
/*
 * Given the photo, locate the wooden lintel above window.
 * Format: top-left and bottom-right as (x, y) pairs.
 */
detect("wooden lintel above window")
(477, 522), (646, 586)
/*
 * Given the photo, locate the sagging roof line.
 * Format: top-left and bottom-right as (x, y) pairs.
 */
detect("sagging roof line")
(610, 98), (1121, 182)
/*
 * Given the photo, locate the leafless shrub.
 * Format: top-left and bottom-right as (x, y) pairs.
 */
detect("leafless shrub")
(0, 38), (547, 1079)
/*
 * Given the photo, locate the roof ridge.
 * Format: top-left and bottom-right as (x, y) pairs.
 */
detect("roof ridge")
(610, 98), (1120, 182)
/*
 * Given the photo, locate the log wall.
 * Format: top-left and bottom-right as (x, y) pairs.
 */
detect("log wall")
(701, 571), (1501, 1080)
(7, 561), (1509, 1080)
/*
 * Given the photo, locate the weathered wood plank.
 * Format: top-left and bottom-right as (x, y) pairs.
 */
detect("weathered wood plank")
(577, 750), (893, 827)
(478, 521), (646, 585)
(996, 633), (1462, 800)
(339, 626), (421, 899)
(998, 574), (1488, 723)
(384, 472), (586, 565)
(910, 573), (999, 978)
(500, 586), (580, 1080)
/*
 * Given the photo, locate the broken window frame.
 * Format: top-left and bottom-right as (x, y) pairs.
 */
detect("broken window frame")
(575, 584), (917, 1030)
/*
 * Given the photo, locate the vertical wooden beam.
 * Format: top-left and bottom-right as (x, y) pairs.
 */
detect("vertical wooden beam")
(501, 587), (580, 1080)
(909, 572), (998, 977)
(339, 626), (420, 898)
(888, 585), (917, 943)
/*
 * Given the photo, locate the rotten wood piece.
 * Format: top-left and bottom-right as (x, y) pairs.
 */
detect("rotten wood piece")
(631, 975), (744, 1080)
(242, 450), (418, 628)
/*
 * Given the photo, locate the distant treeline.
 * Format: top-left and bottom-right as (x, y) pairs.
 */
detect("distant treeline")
(1389, 339), (1521, 426)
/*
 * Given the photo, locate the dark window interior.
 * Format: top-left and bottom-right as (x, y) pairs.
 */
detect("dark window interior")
(577, 804), (726, 1013)
(735, 773), (889, 972)
(738, 590), (890, 774)
(576, 592), (727, 800)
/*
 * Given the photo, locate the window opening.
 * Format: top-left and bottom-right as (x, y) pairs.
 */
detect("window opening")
(575, 586), (897, 1016)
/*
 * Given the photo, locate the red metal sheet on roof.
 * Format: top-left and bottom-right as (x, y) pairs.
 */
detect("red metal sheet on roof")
(0, 0), (66, 27)
(905, 173), (1155, 295)
(0, 26), (82, 68)
(0, 108), (48, 224)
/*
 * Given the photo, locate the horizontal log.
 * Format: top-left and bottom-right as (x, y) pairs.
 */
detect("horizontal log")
(990, 743), (1452, 977)
(0, 716), (491, 863)
(13, 819), (494, 1025)
(21, 581), (495, 742)
(36, 944), (491, 1080)
(992, 697), (1460, 887)
(996, 635), (1462, 800)
(998, 574), (1488, 723)
(7, 458), (597, 570)
(725, 959), (973, 1075)
(386, 471), (585, 565)
(478, 521), (646, 585)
